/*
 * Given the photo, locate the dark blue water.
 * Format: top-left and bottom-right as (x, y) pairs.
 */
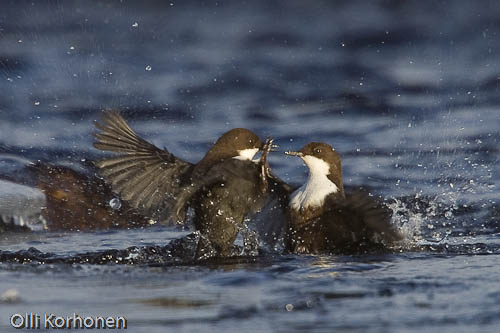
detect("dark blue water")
(0, 0), (499, 331)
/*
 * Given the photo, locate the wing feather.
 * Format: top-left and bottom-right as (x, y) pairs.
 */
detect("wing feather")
(328, 191), (402, 243)
(93, 112), (193, 223)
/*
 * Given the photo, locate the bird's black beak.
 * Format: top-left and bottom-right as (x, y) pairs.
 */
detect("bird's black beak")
(284, 150), (303, 157)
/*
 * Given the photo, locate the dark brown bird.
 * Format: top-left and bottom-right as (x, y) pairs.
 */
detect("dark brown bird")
(283, 142), (402, 254)
(93, 112), (275, 255)
(27, 162), (150, 231)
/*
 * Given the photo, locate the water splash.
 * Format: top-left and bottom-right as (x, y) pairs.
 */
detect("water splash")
(0, 180), (47, 231)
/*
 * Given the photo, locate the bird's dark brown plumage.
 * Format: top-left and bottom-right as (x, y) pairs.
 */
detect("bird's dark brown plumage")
(283, 142), (402, 254)
(28, 162), (149, 231)
(93, 112), (274, 255)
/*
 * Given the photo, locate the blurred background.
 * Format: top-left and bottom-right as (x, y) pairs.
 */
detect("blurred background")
(0, 0), (497, 164)
(0, 1), (499, 331)
(1, 0), (499, 248)
(1, 0), (498, 195)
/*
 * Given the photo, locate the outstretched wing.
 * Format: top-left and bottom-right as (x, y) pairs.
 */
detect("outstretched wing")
(93, 112), (193, 223)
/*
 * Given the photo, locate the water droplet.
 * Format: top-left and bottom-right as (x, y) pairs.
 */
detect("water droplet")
(444, 211), (453, 219)
(145, 65), (152, 71)
(34, 101), (40, 106)
(285, 304), (294, 311)
(69, 46), (75, 50)
(109, 198), (122, 210)
(132, 22), (139, 28)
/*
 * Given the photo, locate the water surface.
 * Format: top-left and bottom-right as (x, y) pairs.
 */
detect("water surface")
(0, 1), (499, 331)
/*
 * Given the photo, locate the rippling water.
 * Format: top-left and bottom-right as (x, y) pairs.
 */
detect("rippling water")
(0, 0), (499, 331)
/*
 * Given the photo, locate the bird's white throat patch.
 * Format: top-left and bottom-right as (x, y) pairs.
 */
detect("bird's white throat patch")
(233, 148), (259, 161)
(290, 155), (339, 211)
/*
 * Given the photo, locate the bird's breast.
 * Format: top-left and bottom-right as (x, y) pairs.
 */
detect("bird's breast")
(289, 173), (338, 211)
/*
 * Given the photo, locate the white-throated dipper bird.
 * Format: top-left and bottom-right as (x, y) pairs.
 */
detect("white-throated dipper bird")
(283, 142), (402, 254)
(93, 112), (275, 256)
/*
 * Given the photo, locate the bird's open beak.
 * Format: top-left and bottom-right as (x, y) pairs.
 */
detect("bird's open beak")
(284, 151), (303, 157)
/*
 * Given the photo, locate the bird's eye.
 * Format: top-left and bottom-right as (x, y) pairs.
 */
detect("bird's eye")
(249, 139), (254, 144)
(314, 148), (321, 154)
